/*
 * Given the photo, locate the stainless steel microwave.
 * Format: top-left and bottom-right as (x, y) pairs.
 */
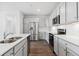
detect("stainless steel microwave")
(53, 15), (60, 25)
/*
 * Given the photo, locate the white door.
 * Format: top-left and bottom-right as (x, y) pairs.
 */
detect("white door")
(66, 2), (77, 24)
(54, 36), (59, 55)
(60, 2), (66, 24)
(58, 38), (66, 56)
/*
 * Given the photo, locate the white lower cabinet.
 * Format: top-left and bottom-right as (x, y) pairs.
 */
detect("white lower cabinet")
(54, 36), (79, 56)
(15, 43), (27, 56)
(14, 40), (27, 56)
(3, 48), (14, 56)
(39, 32), (45, 40)
(23, 42), (27, 56)
(15, 47), (23, 56)
(54, 36), (59, 55)
(67, 48), (78, 56)
(58, 38), (66, 56)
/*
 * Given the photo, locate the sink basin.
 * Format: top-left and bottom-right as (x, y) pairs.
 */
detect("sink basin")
(0, 37), (22, 43)
(0, 39), (16, 43)
(9, 37), (22, 40)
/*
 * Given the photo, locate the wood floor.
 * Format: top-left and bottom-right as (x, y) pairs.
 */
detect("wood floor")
(29, 40), (55, 56)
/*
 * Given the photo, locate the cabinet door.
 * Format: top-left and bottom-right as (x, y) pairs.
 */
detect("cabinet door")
(3, 48), (14, 56)
(60, 3), (66, 24)
(24, 43), (27, 56)
(58, 38), (66, 56)
(54, 36), (59, 55)
(78, 2), (79, 20)
(39, 32), (45, 40)
(56, 7), (60, 16)
(53, 10), (57, 18)
(66, 2), (77, 24)
(66, 42), (79, 56)
(15, 47), (23, 56)
(67, 48), (78, 56)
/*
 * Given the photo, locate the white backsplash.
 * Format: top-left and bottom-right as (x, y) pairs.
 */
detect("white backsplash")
(51, 22), (79, 36)
(66, 22), (79, 36)
(50, 26), (58, 34)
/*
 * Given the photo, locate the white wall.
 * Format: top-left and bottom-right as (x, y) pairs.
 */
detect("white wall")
(0, 4), (24, 39)
(0, 11), (6, 39)
(15, 11), (24, 34)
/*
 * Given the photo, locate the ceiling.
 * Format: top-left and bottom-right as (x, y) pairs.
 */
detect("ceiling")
(0, 2), (60, 16)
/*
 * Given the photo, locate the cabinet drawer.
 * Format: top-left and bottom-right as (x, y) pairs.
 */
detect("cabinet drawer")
(67, 42), (79, 55)
(3, 48), (14, 56)
(14, 40), (25, 53)
(58, 38), (67, 56)
(67, 48), (79, 56)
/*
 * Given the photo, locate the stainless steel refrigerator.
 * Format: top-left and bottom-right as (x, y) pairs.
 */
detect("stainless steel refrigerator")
(29, 22), (39, 40)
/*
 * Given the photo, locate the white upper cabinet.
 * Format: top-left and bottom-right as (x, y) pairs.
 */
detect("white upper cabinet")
(66, 2), (77, 24)
(53, 9), (57, 18)
(56, 7), (60, 16)
(60, 3), (66, 24)
(78, 2), (79, 20)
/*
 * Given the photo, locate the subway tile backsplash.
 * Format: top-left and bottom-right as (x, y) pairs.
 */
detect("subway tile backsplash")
(66, 22), (79, 36)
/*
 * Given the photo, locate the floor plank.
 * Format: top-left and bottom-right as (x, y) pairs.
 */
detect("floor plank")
(29, 40), (55, 56)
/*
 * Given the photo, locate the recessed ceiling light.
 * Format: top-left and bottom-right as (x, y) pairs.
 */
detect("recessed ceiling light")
(37, 9), (40, 12)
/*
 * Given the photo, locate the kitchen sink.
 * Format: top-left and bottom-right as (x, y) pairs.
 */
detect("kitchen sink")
(9, 37), (22, 40)
(0, 37), (22, 43)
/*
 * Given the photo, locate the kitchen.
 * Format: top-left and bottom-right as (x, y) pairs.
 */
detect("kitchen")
(0, 1), (79, 56)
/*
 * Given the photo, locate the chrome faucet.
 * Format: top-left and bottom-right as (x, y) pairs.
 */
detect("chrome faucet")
(4, 32), (13, 39)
